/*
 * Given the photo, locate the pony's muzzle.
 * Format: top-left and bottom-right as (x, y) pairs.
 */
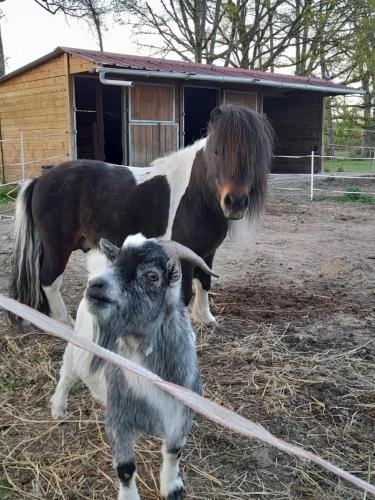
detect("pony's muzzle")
(221, 192), (249, 219)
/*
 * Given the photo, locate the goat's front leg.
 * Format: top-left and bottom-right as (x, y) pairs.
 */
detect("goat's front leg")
(106, 420), (139, 500)
(160, 438), (186, 500)
(51, 344), (78, 419)
(116, 458), (139, 500)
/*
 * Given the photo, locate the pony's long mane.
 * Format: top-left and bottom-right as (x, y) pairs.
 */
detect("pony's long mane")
(209, 104), (274, 241)
(210, 104), (274, 218)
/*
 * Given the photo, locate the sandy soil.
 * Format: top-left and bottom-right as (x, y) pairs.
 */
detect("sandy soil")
(0, 184), (375, 499)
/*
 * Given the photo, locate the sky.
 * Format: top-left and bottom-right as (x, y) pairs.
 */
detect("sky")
(1, 0), (140, 73)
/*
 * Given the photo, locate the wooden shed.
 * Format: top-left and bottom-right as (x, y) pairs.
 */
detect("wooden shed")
(0, 47), (364, 183)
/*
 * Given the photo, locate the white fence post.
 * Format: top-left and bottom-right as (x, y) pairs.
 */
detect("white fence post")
(372, 150), (375, 169)
(310, 150), (315, 201)
(20, 131), (25, 180)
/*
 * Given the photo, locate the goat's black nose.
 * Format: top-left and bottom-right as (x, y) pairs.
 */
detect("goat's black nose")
(89, 277), (106, 290)
(224, 193), (249, 210)
(86, 277), (110, 302)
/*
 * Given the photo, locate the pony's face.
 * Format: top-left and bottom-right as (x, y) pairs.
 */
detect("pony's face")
(205, 105), (274, 221)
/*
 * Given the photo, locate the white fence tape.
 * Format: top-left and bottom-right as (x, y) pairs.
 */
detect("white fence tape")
(0, 295), (374, 496)
(5, 155), (67, 168)
(269, 152), (375, 200)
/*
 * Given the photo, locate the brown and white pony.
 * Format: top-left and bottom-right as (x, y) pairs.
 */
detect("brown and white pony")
(10, 105), (273, 327)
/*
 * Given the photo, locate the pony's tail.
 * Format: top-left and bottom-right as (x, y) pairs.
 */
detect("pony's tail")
(9, 179), (49, 325)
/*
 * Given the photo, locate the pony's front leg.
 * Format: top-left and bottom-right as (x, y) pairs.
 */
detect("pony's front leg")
(42, 274), (74, 327)
(160, 439), (186, 499)
(180, 262), (194, 306)
(40, 249), (74, 327)
(192, 253), (217, 325)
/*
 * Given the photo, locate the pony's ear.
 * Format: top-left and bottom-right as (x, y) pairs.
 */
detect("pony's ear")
(167, 256), (182, 285)
(98, 238), (119, 262)
(210, 106), (222, 123)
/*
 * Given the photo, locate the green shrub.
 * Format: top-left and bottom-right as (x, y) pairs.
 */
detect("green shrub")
(0, 184), (19, 203)
(345, 185), (361, 200)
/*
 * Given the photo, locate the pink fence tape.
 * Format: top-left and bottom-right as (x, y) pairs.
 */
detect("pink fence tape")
(1, 295), (374, 496)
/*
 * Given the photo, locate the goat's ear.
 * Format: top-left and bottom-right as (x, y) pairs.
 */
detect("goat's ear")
(98, 238), (119, 262)
(167, 256), (181, 285)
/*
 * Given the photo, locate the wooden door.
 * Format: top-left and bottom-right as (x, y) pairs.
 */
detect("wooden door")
(223, 90), (258, 111)
(128, 84), (178, 166)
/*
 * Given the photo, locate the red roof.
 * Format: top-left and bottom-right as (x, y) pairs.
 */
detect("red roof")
(62, 47), (361, 94)
(0, 46), (364, 95)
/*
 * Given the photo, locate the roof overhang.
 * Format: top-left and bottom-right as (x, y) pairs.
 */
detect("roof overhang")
(94, 66), (366, 95)
(0, 48), (65, 84)
(0, 46), (366, 96)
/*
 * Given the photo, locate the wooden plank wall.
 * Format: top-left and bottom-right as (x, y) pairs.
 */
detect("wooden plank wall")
(130, 124), (178, 166)
(264, 92), (323, 173)
(0, 52), (95, 182)
(129, 84), (178, 166)
(130, 85), (174, 121)
(0, 54), (71, 182)
(224, 90), (258, 110)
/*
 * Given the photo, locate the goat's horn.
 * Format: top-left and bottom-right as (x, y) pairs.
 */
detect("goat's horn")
(158, 241), (219, 278)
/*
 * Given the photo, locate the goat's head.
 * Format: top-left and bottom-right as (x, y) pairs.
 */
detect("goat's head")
(85, 233), (217, 334)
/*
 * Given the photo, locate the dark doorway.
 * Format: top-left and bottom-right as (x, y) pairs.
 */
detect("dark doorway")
(103, 86), (123, 164)
(74, 77), (123, 163)
(184, 87), (217, 146)
(75, 77), (97, 160)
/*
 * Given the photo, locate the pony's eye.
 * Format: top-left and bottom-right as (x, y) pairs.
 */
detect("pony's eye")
(145, 272), (159, 282)
(214, 150), (219, 156)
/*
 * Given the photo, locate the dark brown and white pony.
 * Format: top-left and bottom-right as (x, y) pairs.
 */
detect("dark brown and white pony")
(10, 104), (273, 327)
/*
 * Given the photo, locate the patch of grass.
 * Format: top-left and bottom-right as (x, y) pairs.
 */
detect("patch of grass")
(0, 374), (28, 398)
(338, 185), (375, 204)
(314, 185), (375, 205)
(0, 478), (14, 499)
(324, 158), (374, 173)
(0, 185), (18, 204)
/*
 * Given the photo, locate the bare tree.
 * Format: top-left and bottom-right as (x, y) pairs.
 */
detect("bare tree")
(0, 0), (5, 77)
(34, 0), (112, 51)
(116, 0), (224, 63)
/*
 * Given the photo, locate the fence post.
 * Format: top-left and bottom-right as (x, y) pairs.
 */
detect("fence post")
(310, 150), (314, 201)
(372, 151), (375, 170)
(20, 131), (25, 180)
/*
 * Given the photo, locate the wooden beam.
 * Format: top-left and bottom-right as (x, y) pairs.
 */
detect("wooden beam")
(64, 53), (74, 159)
(0, 119), (5, 183)
(95, 80), (105, 161)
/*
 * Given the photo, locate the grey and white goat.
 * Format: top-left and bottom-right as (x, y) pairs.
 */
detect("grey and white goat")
(51, 234), (216, 500)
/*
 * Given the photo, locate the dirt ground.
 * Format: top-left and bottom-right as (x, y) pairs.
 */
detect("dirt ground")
(0, 180), (375, 499)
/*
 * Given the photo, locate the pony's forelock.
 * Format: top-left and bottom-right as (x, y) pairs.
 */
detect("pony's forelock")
(208, 104), (274, 219)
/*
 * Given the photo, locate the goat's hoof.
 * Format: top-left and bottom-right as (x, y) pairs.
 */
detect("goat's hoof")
(163, 487), (183, 500)
(161, 477), (184, 499)
(51, 403), (70, 420)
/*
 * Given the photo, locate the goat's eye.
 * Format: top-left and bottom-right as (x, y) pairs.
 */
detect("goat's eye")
(145, 272), (159, 282)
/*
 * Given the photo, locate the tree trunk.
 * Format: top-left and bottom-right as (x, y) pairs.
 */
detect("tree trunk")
(324, 99), (335, 157)
(362, 87), (374, 158)
(0, 20), (5, 77)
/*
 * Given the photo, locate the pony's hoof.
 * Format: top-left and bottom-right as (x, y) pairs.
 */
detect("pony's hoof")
(191, 308), (218, 326)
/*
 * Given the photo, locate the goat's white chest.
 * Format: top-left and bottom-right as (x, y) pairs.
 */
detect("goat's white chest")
(74, 302), (182, 432)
